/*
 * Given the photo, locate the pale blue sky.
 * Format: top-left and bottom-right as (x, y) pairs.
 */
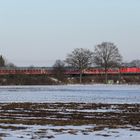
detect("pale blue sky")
(0, 0), (140, 66)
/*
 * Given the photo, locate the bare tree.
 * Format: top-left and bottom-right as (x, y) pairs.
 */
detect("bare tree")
(53, 60), (66, 83)
(65, 48), (93, 83)
(6, 62), (16, 68)
(130, 60), (140, 67)
(93, 42), (122, 83)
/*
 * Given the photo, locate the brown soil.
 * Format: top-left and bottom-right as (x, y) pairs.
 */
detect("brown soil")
(0, 103), (140, 127)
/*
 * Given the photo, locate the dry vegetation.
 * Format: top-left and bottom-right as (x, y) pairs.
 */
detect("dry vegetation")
(0, 103), (140, 139)
(0, 103), (140, 126)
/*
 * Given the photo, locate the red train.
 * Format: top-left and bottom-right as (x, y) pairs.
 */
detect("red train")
(83, 67), (140, 75)
(0, 67), (140, 75)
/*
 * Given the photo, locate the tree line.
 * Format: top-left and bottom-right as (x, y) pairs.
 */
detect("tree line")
(53, 42), (122, 83)
(53, 42), (140, 83)
(0, 55), (15, 68)
(1, 41), (140, 84)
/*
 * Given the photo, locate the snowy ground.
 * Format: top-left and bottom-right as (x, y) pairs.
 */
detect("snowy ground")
(0, 84), (140, 103)
(1, 124), (140, 140)
(0, 84), (140, 139)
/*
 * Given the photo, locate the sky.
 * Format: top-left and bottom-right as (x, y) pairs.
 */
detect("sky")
(0, 0), (140, 66)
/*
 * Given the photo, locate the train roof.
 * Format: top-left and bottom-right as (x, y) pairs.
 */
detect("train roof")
(0, 67), (53, 70)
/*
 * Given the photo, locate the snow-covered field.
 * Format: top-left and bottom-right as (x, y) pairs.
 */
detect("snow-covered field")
(0, 84), (140, 103)
(1, 124), (140, 140)
(0, 84), (140, 140)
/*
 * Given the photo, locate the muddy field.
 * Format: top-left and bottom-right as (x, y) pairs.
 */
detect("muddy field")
(0, 102), (140, 139)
